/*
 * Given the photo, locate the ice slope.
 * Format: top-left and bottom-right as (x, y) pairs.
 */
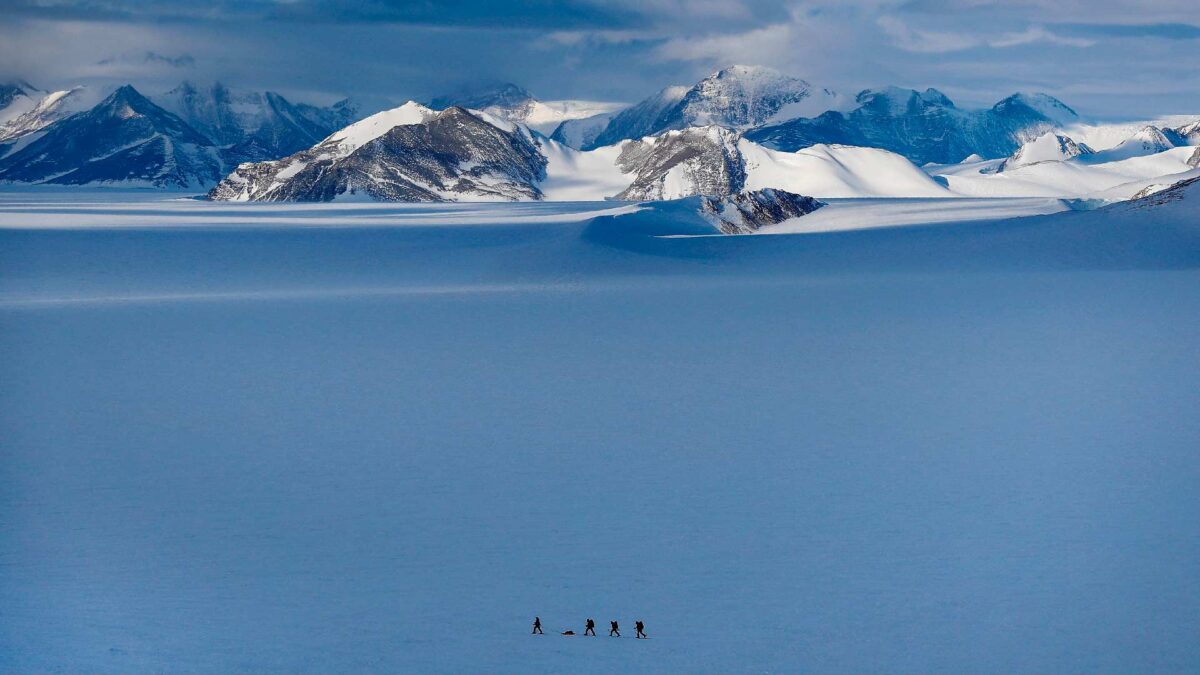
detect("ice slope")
(539, 140), (630, 201)
(2, 183), (1200, 672)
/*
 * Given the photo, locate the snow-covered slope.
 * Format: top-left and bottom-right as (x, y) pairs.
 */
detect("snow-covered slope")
(209, 105), (546, 202)
(930, 144), (1198, 199)
(741, 142), (953, 198)
(0, 85), (221, 188)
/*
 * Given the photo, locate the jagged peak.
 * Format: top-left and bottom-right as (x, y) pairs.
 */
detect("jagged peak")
(99, 85), (155, 114)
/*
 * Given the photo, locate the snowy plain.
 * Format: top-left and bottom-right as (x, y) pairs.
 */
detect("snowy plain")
(2, 189), (1199, 673)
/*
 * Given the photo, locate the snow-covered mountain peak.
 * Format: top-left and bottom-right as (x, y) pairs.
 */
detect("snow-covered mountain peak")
(993, 92), (1078, 125)
(856, 86), (956, 116)
(1096, 125), (1178, 161)
(679, 64), (816, 128)
(97, 85), (155, 119)
(324, 101), (436, 153)
(998, 131), (1093, 171)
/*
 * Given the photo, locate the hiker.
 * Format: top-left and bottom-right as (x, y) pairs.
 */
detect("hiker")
(532, 616), (543, 635)
(584, 618), (596, 636)
(635, 620), (646, 639)
(609, 620), (620, 637)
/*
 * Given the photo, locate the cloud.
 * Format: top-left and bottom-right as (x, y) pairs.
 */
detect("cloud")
(654, 22), (797, 64)
(1053, 22), (1200, 40)
(1, 0), (1199, 118)
(878, 16), (1095, 52)
(876, 16), (979, 53)
(97, 52), (196, 68)
(988, 26), (1095, 48)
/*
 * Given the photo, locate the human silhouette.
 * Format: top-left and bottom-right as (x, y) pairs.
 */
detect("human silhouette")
(635, 620), (646, 639)
(609, 620), (620, 637)
(584, 618), (596, 636)
(532, 616), (543, 634)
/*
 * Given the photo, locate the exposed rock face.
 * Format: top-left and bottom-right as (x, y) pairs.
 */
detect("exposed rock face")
(1176, 119), (1200, 145)
(698, 188), (826, 234)
(1188, 146), (1200, 169)
(209, 106), (547, 202)
(1124, 175), (1200, 208)
(747, 89), (1078, 165)
(614, 127), (745, 201)
(0, 85), (221, 187)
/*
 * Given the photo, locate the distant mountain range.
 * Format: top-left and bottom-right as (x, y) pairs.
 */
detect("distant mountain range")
(2, 65), (1198, 199)
(0, 81), (386, 187)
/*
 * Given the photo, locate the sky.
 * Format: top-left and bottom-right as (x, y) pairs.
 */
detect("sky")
(0, 0), (1198, 118)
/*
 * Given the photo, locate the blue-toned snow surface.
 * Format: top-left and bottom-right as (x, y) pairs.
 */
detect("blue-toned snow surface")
(2, 192), (1199, 673)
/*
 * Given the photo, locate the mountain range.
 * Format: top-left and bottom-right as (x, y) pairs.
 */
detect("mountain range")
(2, 65), (1199, 201)
(0, 80), (386, 186)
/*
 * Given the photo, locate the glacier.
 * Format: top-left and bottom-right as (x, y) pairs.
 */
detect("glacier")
(2, 180), (1199, 671)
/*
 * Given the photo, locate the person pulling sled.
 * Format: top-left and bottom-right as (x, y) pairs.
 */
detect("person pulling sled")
(532, 616), (543, 634)
(609, 620), (620, 637)
(635, 620), (646, 639)
(584, 618), (596, 636)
